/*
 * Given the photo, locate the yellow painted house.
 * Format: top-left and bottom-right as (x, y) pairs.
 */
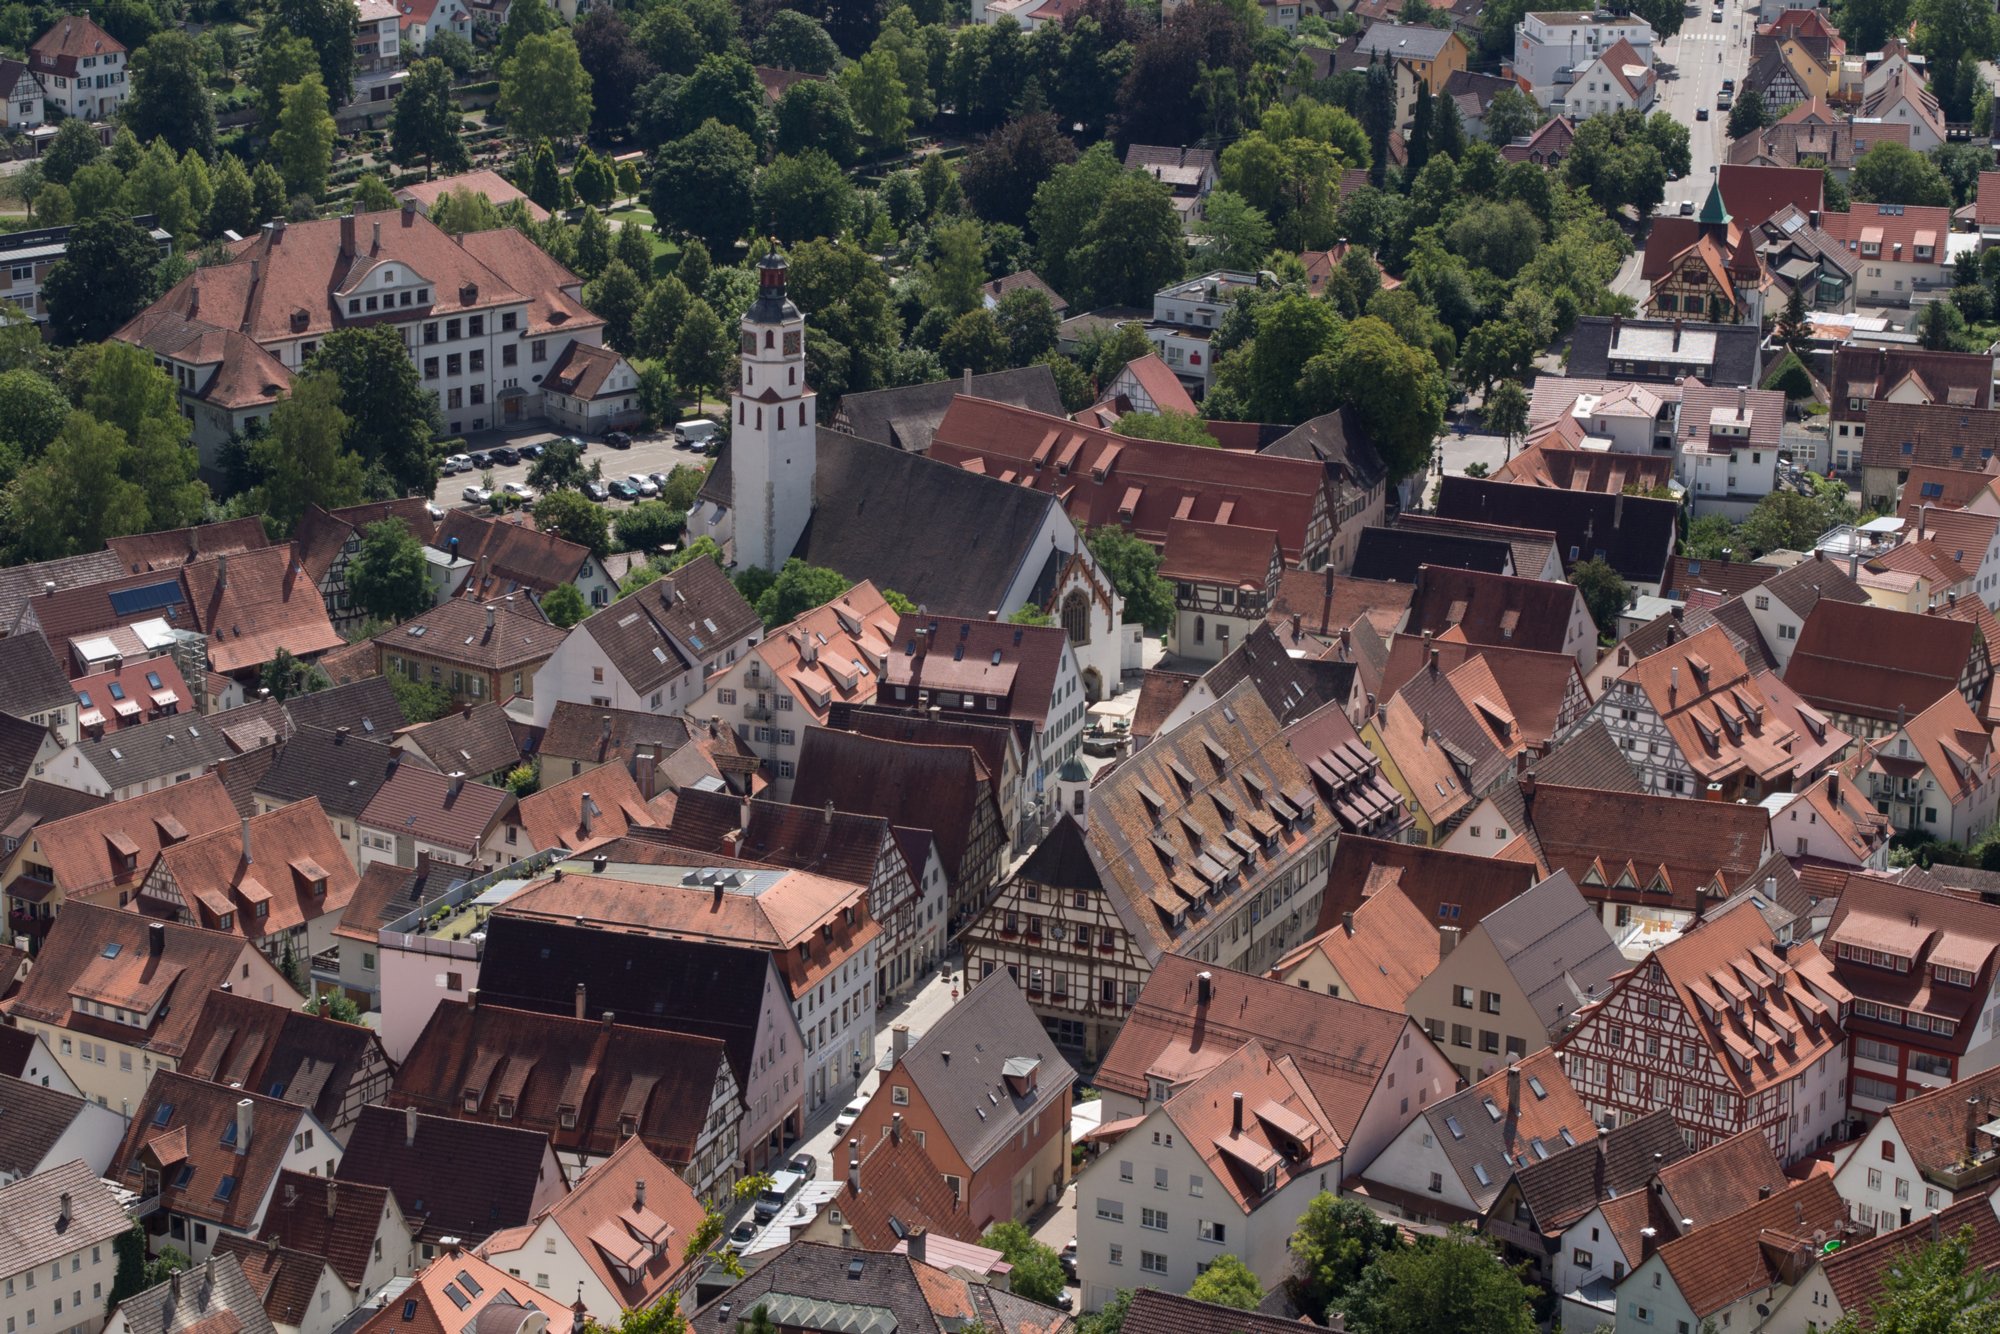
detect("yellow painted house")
(1337, 23), (1471, 129)
(1360, 694), (1470, 846)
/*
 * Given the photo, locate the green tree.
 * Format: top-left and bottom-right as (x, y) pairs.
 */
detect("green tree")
(615, 500), (684, 552)
(307, 327), (441, 495)
(1008, 603), (1051, 626)
(83, 342), (206, 532)
(1112, 410), (1216, 446)
(0, 368), (72, 454)
(261, 648), (328, 701)
(498, 0), (561, 59)
(1829, 1224), (2000, 1333)
(305, 991), (364, 1022)
(979, 1222), (1065, 1306)
(1088, 525), (1174, 635)
(1485, 379), (1529, 457)
(127, 32), (217, 158)
(528, 437), (591, 492)
(253, 161), (289, 222)
(1683, 512), (1736, 559)
(1078, 1291), (1132, 1334)
(921, 219), (989, 318)
(1217, 293), (1341, 425)
(1073, 171), (1189, 307)
(1727, 88), (1769, 139)
(1342, 1232), (1536, 1334)
(1198, 189), (1276, 271)
(1457, 320), (1537, 397)
(391, 675), (455, 723)
(347, 518), (433, 622)
(431, 188), (504, 236)
(41, 119), (101, 187)
(1763, 350), (1816, 400)
(352, 173), (397, 212)
(843, 48), (913, 148)
(272, 73), (337, 200)
(671, 299), (731, 397)
(1736, 481), (1857, 554)
(1290, 1193), (1403, 1318)
(1852, 141), (1953, 207)
(42, 214), (162, 345)
(755, 151), (857, 246)
(503, 761), (540, 797)
(251, 372), (362, 534)
(961, 112), (1078, 229)
(751, 559), (853, 626)
(533, 487), (612, 556)
(1300, 317), (1447, 481)
(651, 122), (757, 255)
(391, 58), (469, 180)
(774, 80), (862, 165)
(107, 1224), (154, 1313)
(757, 11), (842, 72)
(277, 0), (360, 107)
(1776, 280), (1811, 357)
(994, 288), (1059, 365)
(1185, 1253), (1261, 1310)
(540, 582), (590, 628)
(252, 33), (320, 129)
(659, 464), (707, 511)
(4, 414), (148, 560)
(936, 309), (1007, 375)
(573, 151), (617, 208)
(1570, 557), (1632, 638)
(501, 32), (594, 144)
(1920, 298), (1965, 351)
(1088, 321), (1156, 390)
(585, 259), (647, 353)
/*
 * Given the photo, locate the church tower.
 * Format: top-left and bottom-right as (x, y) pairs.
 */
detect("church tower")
(731, 246), (817, 574)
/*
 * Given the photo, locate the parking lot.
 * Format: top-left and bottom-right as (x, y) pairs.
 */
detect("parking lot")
(431, 426), (715, 513)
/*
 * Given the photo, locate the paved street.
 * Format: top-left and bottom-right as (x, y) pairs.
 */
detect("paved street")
(1615, 0), (1756, 302)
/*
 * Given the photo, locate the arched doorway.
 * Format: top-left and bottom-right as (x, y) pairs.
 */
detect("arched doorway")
(1082, 666), (1103, 703)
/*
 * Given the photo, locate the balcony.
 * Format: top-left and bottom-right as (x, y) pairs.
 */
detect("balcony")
(743, 701), (772, 722)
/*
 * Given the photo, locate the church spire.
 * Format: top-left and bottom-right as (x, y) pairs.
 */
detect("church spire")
(1698, 179), (1731, 231)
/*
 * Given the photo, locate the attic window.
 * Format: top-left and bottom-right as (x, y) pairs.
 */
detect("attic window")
(462, 1089), (480, 1112)
(1444, 1115), (1464, 1139)
(152, 1102), (175, 1128)
(1528, 1077), (1547, 1099)
(101, 942), (122, 959)
(402, 1302), (419, 1322)
(559, 1105), (577, 1129)
(1483, 1098), (1502, 1121)
(215, 1175), (237, 1201)
(1472, 1163), (1491, 1187)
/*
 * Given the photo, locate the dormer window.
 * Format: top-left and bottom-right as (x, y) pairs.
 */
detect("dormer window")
(559, 1105), (577, 1129)
(463, 1088), (481, 1112)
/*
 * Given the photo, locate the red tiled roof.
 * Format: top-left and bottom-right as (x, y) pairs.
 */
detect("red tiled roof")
(245, 1170), (397, 1289)
(1653, 1126), (1790, 1228)
(928, 398), (1330, 565)
(375, 595), (560, 674)
(439, 511), (594, 601)
(814, 1123), (976, 1250)
(149, 798), (359, 943)
(28, 773), (240, 901)
(509, 760), (652, 854)
(183, 547), (344, 675)
(1785, 599), (1972, 724)
(1526, 782), (1773, 913)
(358, 764), (513, 855)
(107, 519), (272, 576)
(1876, 1065), (2000, 1178)
(116, 1070), (317, 1231)
(1823, 201), (1952, 271)
(28, 15), (124, 77)
(542, 341), (628, 401)
(1163, 1039), (1342, 1212)
(396, 170), (548, 223)
(1157, 519), (1280, 589)
(353, 1251), (553, 1334)
(1270, 886), (1440, 1010)
(1821, 1189), (2000, 1326)
(1319, 834), (1539, 930)
(1654, 1177), (1849, 1317)
(72, 654), (191, 736)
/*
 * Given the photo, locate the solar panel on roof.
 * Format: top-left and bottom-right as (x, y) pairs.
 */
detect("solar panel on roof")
(108, 582), (184, 618)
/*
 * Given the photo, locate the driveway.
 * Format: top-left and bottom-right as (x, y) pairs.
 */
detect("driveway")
(435, 427), (711, 514)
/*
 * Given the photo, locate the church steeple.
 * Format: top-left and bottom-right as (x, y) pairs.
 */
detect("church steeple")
(1698, 179), (1731, 232)
(730, 242), (816, 575)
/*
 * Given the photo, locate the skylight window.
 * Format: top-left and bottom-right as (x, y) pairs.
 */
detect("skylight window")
(214, 1175), (237, 1201)
(1472, 1163), (1491, 1186)
(147, 673), (163, 689)
(152, 1102), (174, 1127)
(101, 942), (121, 959)
(1483, 1098), (1502, 1121)
(1528, 1077), (1548, 1099)
(1445, 1116), (1464, 1139)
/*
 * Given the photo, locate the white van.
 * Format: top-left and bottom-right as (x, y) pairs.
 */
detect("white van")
(675, 417), (719, 449)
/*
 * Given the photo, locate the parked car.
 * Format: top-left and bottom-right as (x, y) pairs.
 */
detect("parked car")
(1060, 1239), (1078, 1280)
(443, 453), (473, 475)
(675, 417), (720, 449)
(488, 446), (519, 466)
(730, 1220), (757, 1244)
(1717, 93), (1732, 110)
(789, 1153), (817, 1180)
(502, 481), (535, 502)
(462, 485), (493, 506)
(832, 1097), (868, 1136)
(1721, 77), (1735, 91)
(425, 502), (446, 521)
(627, 473), (660, 497)
(605, 431), (633, 450)
(1680, 200), (1694, 215)
(565, 435), (589, 454)
(469, 451), (493, 469)
(649, 472), (672, 489)
(583, 480), (610, 502)
(608, 479), (640, 500)
(518, 442), (545, 461)
(1696, 107), (1710, 119)
(753, 1171), (805, 1223)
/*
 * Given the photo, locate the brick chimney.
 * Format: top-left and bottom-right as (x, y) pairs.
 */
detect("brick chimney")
(339, 212), (356, 259)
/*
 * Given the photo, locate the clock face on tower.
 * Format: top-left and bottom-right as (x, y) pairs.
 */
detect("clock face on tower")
(741, 333), (757, 355)
(783, 331), (802, 356)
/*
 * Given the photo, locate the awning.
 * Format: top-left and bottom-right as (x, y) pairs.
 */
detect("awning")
(150, 690), (178, 707)
(77, 710), (104, 729)
(1081, 1115), (1144, 1145)
(113, 700), (142, 718)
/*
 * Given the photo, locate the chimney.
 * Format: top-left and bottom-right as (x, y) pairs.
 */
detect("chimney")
(148, 920), (166, 956)
(1810, 209), (1821, 228)
(372, 220), (382, 254)
(1969, 1096), (1984, 1151)
(1231, 1091), (1243, 1135)
(574, 982), (586, 1021)
(1341, 911), (1355, 936)
(1670, 664), (1678, 705)
(987, 609), (998, 622)
(1290, 612), (1302, 642)
(1610, 314), (1622, 346)
(824, 799), (835, 827)
(601, 1009), (614, 1029)
(632, 745), (657, 800)
(58, 1191), (70, 1227)
(1672, 317), (1682, 350)
(485, 604), (496, 635)
(1196, 971), (1212, 1008)
(405, 1105), (419, 1147)
(1759, 1184), (1773, 1200)
(635, 1179), (647, 1210)
(235, 1098), (253, 1154)
(580, 792), (593, 836)
(1439, 924), (1461, 957)
(891, 1112), (903, 1145)
(340, 212), (356, 258)
(1640, 1226), (1659, 1261)
(848, 1145), (861, 1194)
(335, 725), (350, 743)
(1505, 1065), (1521, 1121)
(467, 987), (479, 1010)
(326, 1179), (338, 1219)
(908, 1229), (927, 1266)
(216, 554), (228, 589)
(1320, 565), (1335, 634)
(1520, 770), (1537, 813)
(1428, 644), (1439, 675)
(892, 1024), (910, 1062)
(402, 196), (417, 220)
(449, 771), (465, 800)
(963, 366), (972, 394)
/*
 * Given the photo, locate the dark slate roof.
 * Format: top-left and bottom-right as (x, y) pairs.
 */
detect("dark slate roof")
(537, 703), (694, 772)
(827, 704), (1017, 813)
(0, 550), (126, 635)
(794, 430), (1068, 619)
(662, 786), (887, 884)
(1257, 406), (1388, 494)
(836, 366), (1065, 453)
(74, 697), (289, 789)
(1200, 622), (1347, 726)
(251, 724), (408, 820)
(1535, 720), (1644, 792)
(0, 714), (49, 790)
(1351, 526), (1513, 584)
(397, 702), (522, 778)
(0, 1073), (93, 1178)
(893, 970), (1076, 1170)
(1566, 316), (1764, 386)
(0, 631), (77, 721)
(1014, 814), (1100, 892)
(334, 1104), (552, 1246)
(474, 915), (776, 1097)
(1434, 476), (1679, 587)
(0, 779), (105, 844)
(180, 990), (388, 1132)
(792, 726), (994, 883)
(282, 677), (408, 738)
